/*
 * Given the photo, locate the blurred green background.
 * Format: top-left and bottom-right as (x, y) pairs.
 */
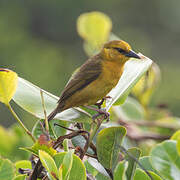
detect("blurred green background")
(0, 0), (180, 128)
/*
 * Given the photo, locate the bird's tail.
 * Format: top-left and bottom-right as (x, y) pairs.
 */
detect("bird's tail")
(47, 107), (60, 122)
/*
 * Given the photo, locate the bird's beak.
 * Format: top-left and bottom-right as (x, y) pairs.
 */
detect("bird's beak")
(125, 50), (141, 59)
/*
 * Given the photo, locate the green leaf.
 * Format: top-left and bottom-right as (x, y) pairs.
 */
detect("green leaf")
(131, 63), (160, 106)
(39, 150), (58, 180)
(125, 147), (141, 180)
(134, 168), (162, 180)
(13, 77), (91, 123)
(15, 160), (32, 175)
(0, 68), (18, 105)
(96, 126), (126, 170)
(49, 119), (68, 139)
(71, 135), (94, 155)
(77, 11), (112, 51)
(63, 139), (69, 152)
(113, 97), (145, 121)
(0, 157), (15, 180)
(22, 136), (56, 157)
(61, 149), (74, 179)
(84, 160), (98, 177)
(13, 175), (27, 180)
(114, 161), (128, 180)
(95, 173), (111, 180)
(87, 158), (110, 178)
(32, 119), (68, 139)
(150, 140), (180, 180)
(106, 55), (153, 110)
(138, 156), (157, 174)
(54, 152), (86, 180)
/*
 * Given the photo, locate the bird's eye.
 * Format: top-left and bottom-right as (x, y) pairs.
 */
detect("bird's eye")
(114, 48), (126, 54)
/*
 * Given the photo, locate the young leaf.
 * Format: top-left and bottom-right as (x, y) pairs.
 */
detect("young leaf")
(114, 161), (128, 180)
(150, 140), (180, 180)
(96, 126), (126, 171)
(39, 150), (58, 180)
(0, 68), (18, 105)
(23, 135), (56, 157)
(125, 147), (141, 180)
(54, 152), (86, 180)
(77, 11), (112, 51)
(62, 149), (74, 179)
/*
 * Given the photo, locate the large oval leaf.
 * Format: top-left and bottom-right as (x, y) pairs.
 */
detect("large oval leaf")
(96, 126), (126, 170)
(13, 77), (91, 122)
(150, 140), (180, 180)
(134, 168), (162, 180)
(77, 11), (112, 49)
(113, 97), (145, 121)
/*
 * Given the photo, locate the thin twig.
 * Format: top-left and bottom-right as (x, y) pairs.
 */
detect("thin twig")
(53, 130), (89, 149)
(130, 120), (180, 130)
(40, 89), (49, 132)
(118, 119), (170, 141)
(7, 103), (36, 142)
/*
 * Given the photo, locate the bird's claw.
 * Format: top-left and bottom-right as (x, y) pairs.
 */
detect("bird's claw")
(92, 110), (110, 121)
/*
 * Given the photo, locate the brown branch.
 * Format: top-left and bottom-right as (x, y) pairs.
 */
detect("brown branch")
(118, 119), (170, 142)
(130, 120), (180, 130)
(53, 130), (88, 149)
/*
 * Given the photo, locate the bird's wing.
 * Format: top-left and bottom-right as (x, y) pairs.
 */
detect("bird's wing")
(58, 56), (102, 103)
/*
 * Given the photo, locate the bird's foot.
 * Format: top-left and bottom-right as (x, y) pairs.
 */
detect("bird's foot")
(92, 109), (110, 121)
(85, 106), (110, 122)
(95, 96), (112, 109)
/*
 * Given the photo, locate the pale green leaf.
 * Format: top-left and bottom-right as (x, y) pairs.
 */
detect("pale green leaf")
(106, 55), (153, 109)
(150, 140), (180, 180)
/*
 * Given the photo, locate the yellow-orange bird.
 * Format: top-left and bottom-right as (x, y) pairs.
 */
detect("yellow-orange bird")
(48, 40), (140, 121)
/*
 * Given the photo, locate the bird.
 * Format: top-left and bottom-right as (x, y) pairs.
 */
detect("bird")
(47, 40), (141, 122)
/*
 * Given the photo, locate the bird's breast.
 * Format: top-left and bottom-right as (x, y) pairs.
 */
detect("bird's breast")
(101, 60), (124, 87)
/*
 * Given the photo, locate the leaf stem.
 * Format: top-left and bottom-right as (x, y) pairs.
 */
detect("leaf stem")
(40, 89), (49, 133)
(7, 103), (36, 142)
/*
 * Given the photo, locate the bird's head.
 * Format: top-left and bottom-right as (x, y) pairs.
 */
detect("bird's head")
(101, 40), (141, 62)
